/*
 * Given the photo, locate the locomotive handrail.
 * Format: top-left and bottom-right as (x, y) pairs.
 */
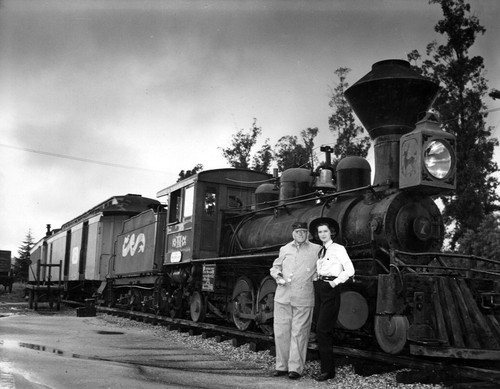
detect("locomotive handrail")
(191, 252), (279, 263)
(352, 257), (390, 274)
(389, 249), (500, 278)
(394, 249), (500, 268)
(224, 212), (272, 253)
(394, 264), (500, 278)
(222, 184), (380, 219)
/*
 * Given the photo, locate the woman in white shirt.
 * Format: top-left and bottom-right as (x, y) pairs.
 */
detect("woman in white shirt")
(310, 217), (355, 382)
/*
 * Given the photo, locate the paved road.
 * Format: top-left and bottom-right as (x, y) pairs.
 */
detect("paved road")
(0, 307), (320, 389)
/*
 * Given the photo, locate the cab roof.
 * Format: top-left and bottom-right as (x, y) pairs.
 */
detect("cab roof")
(156, 168), (271, 198)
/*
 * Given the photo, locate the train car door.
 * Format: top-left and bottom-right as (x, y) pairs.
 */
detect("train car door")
(78, 221), (89, 281)
(83, 215), (100, 281)
(47, 233), (66, 282)
(165, 184), (194, 263)
(198, 185), (218, 256)
(64, 230), (71, 279)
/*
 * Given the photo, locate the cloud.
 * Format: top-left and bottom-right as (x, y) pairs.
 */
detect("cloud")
(0, 0), (498, 255)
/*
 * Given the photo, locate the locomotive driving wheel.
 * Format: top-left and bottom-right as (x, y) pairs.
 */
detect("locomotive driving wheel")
(154, 286), (169, 316)
(169, 288), (184, 318)
(190, 291), (206, 322)
(129, 289), (142, 311)
(232, 276), (255, 331)
(374, 315), (409, 354)
(256, 276), (276, 335)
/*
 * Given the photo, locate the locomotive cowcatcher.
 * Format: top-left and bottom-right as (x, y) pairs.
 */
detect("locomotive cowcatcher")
(30, 59), (500, 361)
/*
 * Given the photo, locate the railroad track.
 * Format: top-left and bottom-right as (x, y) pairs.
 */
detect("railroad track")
(93, 304), (500, 387)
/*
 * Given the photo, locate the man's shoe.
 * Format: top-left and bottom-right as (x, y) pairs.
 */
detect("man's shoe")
(272, 370), (288, 377)
(288, 371), (301, 380)
(315, 372), (335, 381)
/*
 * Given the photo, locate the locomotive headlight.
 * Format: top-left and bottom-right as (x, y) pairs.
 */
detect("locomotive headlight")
(423, 140), (452, 179)
(399, 112), (456, 194)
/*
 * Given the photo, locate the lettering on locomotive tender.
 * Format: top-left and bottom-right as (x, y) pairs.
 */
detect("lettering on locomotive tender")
(171, 234), (187, 248)
(122, 233), (146, 257)
(169, 233), (189, 263)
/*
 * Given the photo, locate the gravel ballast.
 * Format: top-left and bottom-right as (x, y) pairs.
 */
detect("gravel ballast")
(100, 313), (446, 389)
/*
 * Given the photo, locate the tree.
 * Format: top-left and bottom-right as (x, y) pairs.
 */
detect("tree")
(273, 128), (318, 172)
(177, 164), (203, 182)
(13, 230), (35, 282)
(220, 118), (272, 173)
(408, 0), (499, 247)
(274, 135), (306, 172)
(456, 213), (500, 273)
(328, 67), (370, 160)
(301, 127), (319, 170)
(252, 139), (273, 173)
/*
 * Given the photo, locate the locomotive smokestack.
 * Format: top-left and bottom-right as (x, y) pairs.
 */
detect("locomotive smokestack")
(345, 59), (439, 188)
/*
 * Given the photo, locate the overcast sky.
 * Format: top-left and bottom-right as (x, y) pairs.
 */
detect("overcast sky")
(1, 0), (499, 256)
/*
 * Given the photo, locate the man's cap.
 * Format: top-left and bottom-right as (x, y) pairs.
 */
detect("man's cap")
(292, 221), (308, 231)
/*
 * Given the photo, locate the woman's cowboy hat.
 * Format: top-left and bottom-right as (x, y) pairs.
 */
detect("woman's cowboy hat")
(309, 217), (340, 237)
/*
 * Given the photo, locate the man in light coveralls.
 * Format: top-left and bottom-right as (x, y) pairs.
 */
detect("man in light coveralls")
(270, 221), (320, 380)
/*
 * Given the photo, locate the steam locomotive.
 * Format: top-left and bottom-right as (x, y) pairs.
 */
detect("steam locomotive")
(30, 59), (500, 360)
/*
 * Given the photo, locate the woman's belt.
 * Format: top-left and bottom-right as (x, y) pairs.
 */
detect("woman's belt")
(318, 275), (335, 281)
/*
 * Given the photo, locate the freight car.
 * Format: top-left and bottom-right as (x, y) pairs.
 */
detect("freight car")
(29, 194), (162, 301)
(30, 59), (500, 361)
(0, 250), (13, 293)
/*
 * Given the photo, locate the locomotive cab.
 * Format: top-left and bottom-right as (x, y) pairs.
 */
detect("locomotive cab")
(155, 168), (271, 320)
(157, 169), (270, 263)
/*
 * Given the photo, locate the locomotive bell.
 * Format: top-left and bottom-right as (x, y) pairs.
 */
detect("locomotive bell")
(314, 167), (336, 190)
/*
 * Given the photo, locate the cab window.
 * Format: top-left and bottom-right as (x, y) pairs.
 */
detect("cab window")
(169, 190), (182, 223)
(204, 187), (216, 217)
(183, 186), (194, 220)
(168, 185), (194, 224)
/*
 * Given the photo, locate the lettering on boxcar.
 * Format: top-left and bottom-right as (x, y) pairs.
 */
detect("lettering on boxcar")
(71, 246), (79, 265)
(122, 233), (146, 257)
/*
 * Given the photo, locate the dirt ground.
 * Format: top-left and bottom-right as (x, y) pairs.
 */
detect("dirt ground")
(0, 282), (26, 302)
(0, 282), (72, 315)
